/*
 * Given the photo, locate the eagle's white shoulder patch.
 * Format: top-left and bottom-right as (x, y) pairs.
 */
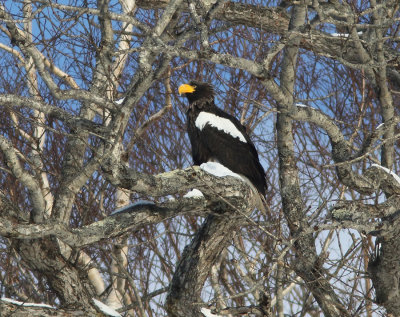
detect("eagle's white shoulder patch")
(195, 112), (247, 143)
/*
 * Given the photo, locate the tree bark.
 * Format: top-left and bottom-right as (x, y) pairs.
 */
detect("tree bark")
(14, 238), (97, 312)
(166, 188), (256, 316)
(275, 3), (351, 316)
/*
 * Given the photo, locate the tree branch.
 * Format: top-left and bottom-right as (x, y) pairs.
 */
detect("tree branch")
(1, 166), (252, 247)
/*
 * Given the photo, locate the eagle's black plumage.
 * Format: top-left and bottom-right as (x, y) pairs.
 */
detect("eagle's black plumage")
(179, 81), (267, 196)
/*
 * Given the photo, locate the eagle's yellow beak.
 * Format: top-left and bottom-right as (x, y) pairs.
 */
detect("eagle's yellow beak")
(178, 84), (196, 95)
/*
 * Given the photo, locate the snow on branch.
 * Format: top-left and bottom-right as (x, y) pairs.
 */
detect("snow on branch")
(1, 297), (54, 309)
(295, 102), (311, 108)
(93, 298), (121, 317)
(183, 188), (204, 198)
(115, 98), (125, 105)
(201, 307), (222, 317)
(371, 164), (400, 185)
(200, 162), (244, 180)
(102, 160), (249, 198)
(330, 32), (363, 37)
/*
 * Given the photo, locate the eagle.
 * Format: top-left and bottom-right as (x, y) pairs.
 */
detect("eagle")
(179, 81), (267, 196)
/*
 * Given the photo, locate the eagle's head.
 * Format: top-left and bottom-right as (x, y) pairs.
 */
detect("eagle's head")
(178, 81), (214, 105)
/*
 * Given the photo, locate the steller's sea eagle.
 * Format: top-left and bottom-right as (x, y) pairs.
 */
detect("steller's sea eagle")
(179, 81), (267, 196)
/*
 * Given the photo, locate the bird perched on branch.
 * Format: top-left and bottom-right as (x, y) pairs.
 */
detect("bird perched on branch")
(179, 81), (267, 196)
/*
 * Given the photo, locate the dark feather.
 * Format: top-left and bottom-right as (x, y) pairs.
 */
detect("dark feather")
(182, 81), (267, 195)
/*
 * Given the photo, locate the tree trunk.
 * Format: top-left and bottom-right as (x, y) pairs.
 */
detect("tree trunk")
(14, 238), (96, 312)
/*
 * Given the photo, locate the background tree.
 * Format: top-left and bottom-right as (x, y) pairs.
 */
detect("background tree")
(0, 0), (399, 316)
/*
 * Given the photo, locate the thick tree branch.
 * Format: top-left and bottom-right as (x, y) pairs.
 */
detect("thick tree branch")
(292, 106), (400, 195)
(276, 3), (350, 316)
(165, 186), (255, 316)
(0, 94), (111, 136)
(1, 166), (250, 247)
(135, 0), (400, 74)
(0, 300), (87, 317)
(0, 6), (113, 108)
(0, 135), (46, 223)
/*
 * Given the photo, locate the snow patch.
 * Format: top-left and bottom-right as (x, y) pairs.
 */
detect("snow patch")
(330, 31), (363, 37)
(331, 33), (349, 37)
(115, 98), (125, 105)
(195, 112), (247, 143)
(93, 298), (121, 317)
(200, 162), (243, 180)
(371, 164), (400, 185)
(201, 307), (222, 317)
(295, 103), (310, 108)
(111, 200), (155, 214)
(183, 188), (204, 198)
(1, 297), (54, 309)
